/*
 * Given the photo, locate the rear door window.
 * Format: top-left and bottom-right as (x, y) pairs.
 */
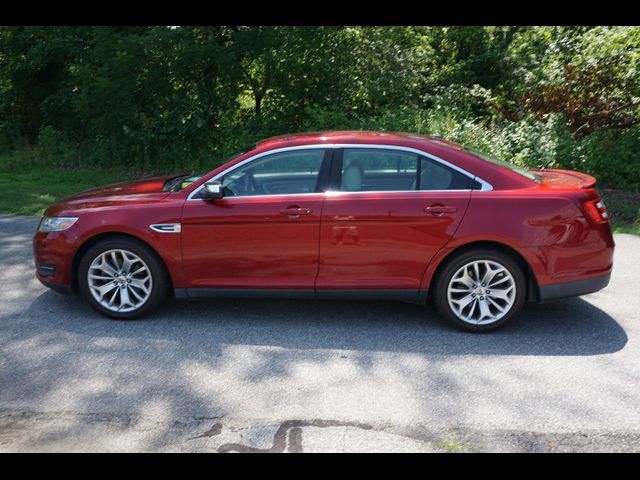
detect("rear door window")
(340, 149), (418, 192)
(338, 148), (478, 191)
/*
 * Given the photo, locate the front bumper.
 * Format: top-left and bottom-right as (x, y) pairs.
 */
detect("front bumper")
(36, 275), (73, 294)
(538, 273), (611, 302)
(33, 230), (76, 291)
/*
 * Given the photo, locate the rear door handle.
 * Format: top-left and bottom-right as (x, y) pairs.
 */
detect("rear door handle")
(280, 206), (313, 217)
(425, 205), (457, 215)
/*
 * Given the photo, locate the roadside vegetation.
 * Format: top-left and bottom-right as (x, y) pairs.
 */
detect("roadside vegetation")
(0, 155), (129, 216)
(0, 26), (638, 231)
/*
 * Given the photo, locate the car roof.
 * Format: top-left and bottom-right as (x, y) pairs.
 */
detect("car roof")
(256, 130), (465, 151)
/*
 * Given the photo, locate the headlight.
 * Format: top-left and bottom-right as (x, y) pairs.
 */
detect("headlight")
(38, 216), (79, 232)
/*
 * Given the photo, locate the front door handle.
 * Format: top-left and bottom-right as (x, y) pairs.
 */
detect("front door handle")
(425, 204), (457, 215)
(280, 206), (313, 217)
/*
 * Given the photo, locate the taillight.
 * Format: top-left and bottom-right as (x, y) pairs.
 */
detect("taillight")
(582, 198), (609, 223)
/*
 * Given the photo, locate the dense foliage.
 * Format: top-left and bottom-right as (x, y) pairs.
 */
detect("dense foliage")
(1, 26), (639, 187)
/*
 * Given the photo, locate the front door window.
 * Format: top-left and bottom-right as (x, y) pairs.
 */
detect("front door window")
(222, 149), (325, 197)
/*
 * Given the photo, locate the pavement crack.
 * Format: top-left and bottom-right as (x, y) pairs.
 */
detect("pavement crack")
(188, 422), (223, 440)
(218, 419), (373, 453)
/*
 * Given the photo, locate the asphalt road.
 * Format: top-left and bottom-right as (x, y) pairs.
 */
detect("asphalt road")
(1, 215), (640, 452)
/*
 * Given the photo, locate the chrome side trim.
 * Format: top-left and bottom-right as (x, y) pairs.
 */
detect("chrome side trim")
(187, 142), (494, 200)
(150, 223), (181, 233)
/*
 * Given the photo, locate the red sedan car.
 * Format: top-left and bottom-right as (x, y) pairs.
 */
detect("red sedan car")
(33, 131), (614, 331)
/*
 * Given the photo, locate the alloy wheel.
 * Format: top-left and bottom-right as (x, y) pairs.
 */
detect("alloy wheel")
(87, 249), (153, 313)
(446, 260), (516, 325)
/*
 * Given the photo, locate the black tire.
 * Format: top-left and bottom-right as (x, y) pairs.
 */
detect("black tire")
(78, 237), (168, 320)
(432, 247), (527, 332)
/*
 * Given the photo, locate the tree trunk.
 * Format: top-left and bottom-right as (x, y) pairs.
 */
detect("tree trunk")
(254, 93), (262, 118)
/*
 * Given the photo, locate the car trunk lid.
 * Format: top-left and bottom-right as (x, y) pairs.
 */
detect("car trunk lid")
(528, 169), (597, 189)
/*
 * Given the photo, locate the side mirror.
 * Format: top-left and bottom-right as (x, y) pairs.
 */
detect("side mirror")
(201, 180), (224, 201)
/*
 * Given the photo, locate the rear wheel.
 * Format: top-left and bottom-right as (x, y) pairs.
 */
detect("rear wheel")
(432, 248), (527, 332)
(78, 238), (168, 319)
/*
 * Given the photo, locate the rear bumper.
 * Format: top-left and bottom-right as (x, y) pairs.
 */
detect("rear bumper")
(538, 273), (611, 302)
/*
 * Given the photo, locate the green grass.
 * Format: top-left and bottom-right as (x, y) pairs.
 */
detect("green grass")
(0, 166), (131, 216)
(0, 152), (139, 216)
(600, 186), (640, 234)
(0, 158), (639, 234)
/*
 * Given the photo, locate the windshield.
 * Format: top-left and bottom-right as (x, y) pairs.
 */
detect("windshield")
(177, 174), (202, 190)
(167, 149), (249, 192)
(466, 148), (541, 182)
(163, 174), (203, 192)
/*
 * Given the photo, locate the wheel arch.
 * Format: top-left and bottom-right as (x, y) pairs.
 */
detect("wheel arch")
(70, 232), (174, 294)
(426, 240), (540, 303)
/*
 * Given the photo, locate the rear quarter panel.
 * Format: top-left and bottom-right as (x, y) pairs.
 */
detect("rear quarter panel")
(420, 187), (615, 290)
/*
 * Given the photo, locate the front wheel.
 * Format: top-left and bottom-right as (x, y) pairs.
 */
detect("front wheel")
(432, 248), (527, 332)
(78, 238), (168, 319)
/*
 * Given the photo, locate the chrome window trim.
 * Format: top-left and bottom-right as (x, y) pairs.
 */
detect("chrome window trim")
(187, 142), (493, 200)
(323, 189), (475, 196)
(193, 192), (325, 200)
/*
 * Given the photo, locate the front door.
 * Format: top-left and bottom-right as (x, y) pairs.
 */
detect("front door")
(181, 148), (331, 292)
(316, 147), (474, 297)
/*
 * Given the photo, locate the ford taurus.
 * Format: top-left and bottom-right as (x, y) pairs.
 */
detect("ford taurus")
(33, 131), (614, 331)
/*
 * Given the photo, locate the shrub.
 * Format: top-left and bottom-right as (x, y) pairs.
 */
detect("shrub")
(36, 126), (78, 168)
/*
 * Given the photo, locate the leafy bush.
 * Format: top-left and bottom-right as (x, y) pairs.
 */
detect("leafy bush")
(36, 126), (78, 167)
(1, 26), (639, 188)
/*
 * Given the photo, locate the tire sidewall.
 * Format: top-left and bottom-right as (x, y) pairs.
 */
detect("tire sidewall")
(78, 238), (168, 320)
(433, 248), (527, 332)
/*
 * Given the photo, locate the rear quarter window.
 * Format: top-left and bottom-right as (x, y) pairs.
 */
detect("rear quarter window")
(418, 158), (480, 190)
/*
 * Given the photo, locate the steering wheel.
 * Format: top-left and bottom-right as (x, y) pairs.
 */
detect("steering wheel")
(223, 172), (264, 196)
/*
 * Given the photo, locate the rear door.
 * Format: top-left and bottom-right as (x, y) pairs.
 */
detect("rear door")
(316, 147), (475, 296)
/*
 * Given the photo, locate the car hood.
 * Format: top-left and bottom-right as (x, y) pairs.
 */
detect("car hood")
(44, 176), (177, 216)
